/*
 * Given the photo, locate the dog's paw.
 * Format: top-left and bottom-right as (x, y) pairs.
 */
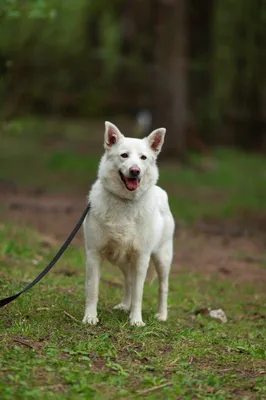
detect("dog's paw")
(155, 313), (167, 322)
(113, 303), (130, 312)
(82, 315), (99, 325)
(130, 319), (146, 327)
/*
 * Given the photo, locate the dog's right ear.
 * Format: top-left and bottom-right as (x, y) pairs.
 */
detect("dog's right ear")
(104, 121), (124, 150)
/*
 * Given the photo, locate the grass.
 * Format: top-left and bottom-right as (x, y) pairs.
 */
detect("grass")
(1, 117), (266, 398)
(0, 225), (266, 399)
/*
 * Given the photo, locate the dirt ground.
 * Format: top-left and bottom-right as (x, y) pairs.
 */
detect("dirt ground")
(1, 189), (266, 286)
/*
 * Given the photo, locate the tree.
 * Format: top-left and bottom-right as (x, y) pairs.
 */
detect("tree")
(151, 0), (188, 160)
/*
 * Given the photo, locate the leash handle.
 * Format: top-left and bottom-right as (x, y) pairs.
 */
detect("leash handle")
(0, 202), (91, 309)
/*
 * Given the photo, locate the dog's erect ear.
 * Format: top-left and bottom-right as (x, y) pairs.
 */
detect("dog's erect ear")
(147, 128), (166, 154)
(104, 121), (124, 150)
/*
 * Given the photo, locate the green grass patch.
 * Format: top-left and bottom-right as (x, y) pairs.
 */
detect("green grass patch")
(1, 223), (266, 399)
(161, 148), (266, 222)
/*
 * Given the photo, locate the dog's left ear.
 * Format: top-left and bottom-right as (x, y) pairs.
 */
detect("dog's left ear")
(104, 121), (124, 150)
(147, 128), (166, 154)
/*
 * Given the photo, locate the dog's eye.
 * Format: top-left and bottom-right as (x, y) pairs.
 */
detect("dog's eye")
(121, 153), (128, 159)
(140, 155), (147, 160)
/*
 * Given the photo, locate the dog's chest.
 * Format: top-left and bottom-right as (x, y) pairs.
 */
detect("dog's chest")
(100, 218), (145, 265)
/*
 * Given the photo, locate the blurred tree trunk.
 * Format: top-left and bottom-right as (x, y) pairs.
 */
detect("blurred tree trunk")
(189, 0), (213, 141)
(152, 0), (188, 160)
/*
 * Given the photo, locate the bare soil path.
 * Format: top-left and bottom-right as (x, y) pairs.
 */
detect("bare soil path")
(1, 189), (266, 286)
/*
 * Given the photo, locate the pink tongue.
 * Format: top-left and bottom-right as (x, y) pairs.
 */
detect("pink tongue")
(125, 178), (139, 191)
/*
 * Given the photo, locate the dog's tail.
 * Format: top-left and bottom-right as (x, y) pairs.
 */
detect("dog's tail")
(146, 263), (157, 285)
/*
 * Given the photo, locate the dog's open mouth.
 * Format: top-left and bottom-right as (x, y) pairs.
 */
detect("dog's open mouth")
(119, 171), (140, 191)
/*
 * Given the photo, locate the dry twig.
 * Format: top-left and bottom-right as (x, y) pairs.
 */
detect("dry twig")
(64, 311), (80, 323)
(136, 382), (173, 395)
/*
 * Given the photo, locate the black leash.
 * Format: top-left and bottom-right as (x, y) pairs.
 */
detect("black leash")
(0, 202), (91, 309)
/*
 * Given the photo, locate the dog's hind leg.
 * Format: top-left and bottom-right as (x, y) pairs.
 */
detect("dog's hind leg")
(152, 240), (173, 322)
(82, 250), (102, 325)
(114, 265), (131, 312)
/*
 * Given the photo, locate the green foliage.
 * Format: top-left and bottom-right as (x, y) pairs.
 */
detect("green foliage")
(212, 0), (266, 125)
(1, 0), (265, 126)
(0, 0), (125, 116)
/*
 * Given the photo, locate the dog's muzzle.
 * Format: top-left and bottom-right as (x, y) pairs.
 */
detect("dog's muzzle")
(119, 170), (141, 191)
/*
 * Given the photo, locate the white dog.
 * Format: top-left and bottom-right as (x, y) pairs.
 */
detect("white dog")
(82, 122), (175, 326)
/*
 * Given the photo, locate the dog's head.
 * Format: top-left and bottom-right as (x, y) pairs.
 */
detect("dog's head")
(98, 121), (166, 200)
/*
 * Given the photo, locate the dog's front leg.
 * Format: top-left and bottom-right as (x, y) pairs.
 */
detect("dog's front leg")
(82, 250), (101, 325)
(130, 254), (150, 327)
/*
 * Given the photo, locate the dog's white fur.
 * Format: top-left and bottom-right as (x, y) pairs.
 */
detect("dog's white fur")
(82, 122), (175, 326)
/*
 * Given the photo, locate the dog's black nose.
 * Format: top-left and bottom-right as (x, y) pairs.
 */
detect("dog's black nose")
(129, 167), (140, 177)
